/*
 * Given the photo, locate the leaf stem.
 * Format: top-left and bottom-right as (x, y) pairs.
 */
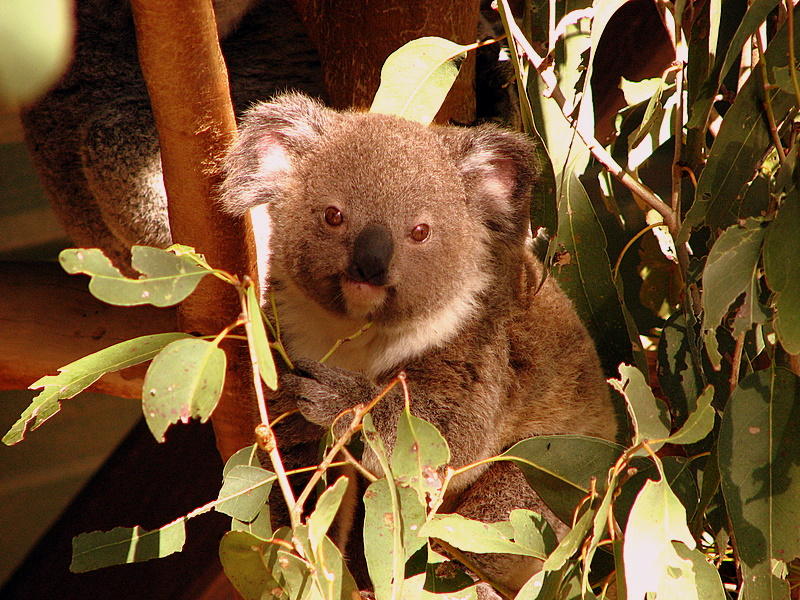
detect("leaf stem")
(612, 221), (666, 280)
(319, 322), (373, 364)
(755, 33), (787, 163)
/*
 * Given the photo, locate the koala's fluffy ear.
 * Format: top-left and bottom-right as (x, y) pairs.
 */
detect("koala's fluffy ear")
(438, 124), (537, 243)
(218, 93), (333, 215)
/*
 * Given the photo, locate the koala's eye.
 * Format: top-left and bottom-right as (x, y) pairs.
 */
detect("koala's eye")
(410, 223), (430, 242)
(324, 206), (344, 227)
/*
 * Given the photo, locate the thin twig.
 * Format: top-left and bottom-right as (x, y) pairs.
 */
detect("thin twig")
(755, 33), (787, 162)
(319, 322), (373, 364)
(730, 332), (746, 394)
(612, 221), (666, 280)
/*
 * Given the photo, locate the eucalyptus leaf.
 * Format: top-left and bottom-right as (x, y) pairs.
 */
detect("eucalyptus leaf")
(718, 367), (800, 600)
(215, 465), (275, 522)
(246, 283), (277, 390)
(3, 332), (190, 445)
(222, 443), (260, 478)
(701, 220), (766, 365)
(371, 37), (468, 125)
(420, 514), (545, 558)
(59, 246), (211, 307)
(142, 338), (227, 442)
(657, 311), (704, 421)
(541, 507), (594, 572)
(231, 505), (272, 540)
(71, 518), (186, 573)
(306, 533), (359, 600)
(763, 194), (800, 353)
(609, 363), (670, 452)
(219, 531), (280, 600)
(502, 435), (623, 523)
(665, 385), (715, 445)
(391, 406), (450, 505)
(307, 476), (349, 552)
(0, 0), (73, 105)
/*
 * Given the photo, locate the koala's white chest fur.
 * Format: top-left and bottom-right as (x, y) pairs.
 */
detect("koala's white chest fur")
(272, 268), (488, 380)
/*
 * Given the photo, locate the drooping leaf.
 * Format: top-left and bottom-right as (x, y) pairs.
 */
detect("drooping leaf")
(552, 169), (639, 374)
(610, 363), (670, 452)
(59, 246), (211, 307)
(0, 0), (73, 105)
(215, 465), (275, 522)
(763, 194), (800, 353)
(683, 5), (799, 236)
(420, 514), (545, 558)
(502, 435), (623, 524)
(391, 406), (450, 505)
(657, 311), (705, 421)
(3, 332), (190, 445)
(665, 385), (716, 445)
(306, 533), (359, 600)
(623, 477), (723, 600)
(371, 37), (468, 125)
(718, 367), (800, 600)
(219, 531), (277, 600)
(245, 284), (277, 390)
(363, 478), (426, 600)
(307, 476), (350, 552)
(701, 220), (766, 365)
(70, 518), (186, 573)
(142, 338), (226, 442)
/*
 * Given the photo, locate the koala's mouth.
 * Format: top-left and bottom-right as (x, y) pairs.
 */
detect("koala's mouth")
(340, 276), (388, 320)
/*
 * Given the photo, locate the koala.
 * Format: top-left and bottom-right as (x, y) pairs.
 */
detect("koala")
(20, 0), (323, 267)
(219, 93), (618, 597)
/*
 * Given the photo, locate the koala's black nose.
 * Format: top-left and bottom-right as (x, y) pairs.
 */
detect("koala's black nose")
(347, 224), (393, 286)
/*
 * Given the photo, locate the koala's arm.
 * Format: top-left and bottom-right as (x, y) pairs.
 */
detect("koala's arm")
(282, 348), (506, 475)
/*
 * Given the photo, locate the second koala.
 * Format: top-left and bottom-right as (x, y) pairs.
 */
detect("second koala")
(219, 93), (617, 596)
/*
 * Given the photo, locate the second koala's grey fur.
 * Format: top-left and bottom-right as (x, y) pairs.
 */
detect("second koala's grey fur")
(21, 0), (323, 266)
(220, 93), (618, 597)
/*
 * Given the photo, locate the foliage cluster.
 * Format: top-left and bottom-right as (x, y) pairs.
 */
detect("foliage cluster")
(4, 0), (800, 599)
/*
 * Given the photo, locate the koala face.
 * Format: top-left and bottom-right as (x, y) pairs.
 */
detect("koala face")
(269, 114), (489, 325)
(220, 93), (535, 330)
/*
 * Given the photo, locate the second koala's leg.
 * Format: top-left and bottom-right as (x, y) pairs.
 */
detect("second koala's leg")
(451, 461), (568, 599)
(80, 102), (172, 252)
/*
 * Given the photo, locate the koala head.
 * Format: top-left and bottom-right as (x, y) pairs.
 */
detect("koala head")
(219, 93), (536, 327)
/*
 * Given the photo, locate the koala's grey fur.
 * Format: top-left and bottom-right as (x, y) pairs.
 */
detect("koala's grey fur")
(21, 0), (323, 266)
(220, 93), (617, 597)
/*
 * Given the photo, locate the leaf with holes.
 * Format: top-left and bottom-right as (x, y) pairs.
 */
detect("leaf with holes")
(391, 406), (450, 505)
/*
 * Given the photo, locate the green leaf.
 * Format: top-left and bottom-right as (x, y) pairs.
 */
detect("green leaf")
(231, 506), (273, 540)
(306, 533), (359, 600)
(657, 311), (704, 422)
(419, 514), (544, 558)
(391, 406), (450, 505)
(509, 509), (557, 556)
(59, 246), (211, 307)
(541, 507), (594, 572)
(683, 6), (799, 236)
(3, 332), (190, 445)
(142, 338), (227, 442)
(0, 0), (72, 105)
(623, 477), (713, 600)
(363, 478), (426, 600)
(70, 518), (186, 573)
(219, 531), (276, 600)
(502, 435), (623, 524)
(609, 364), (670, 452)
(552, 169), (640, 373)
(215, 465), (275, 522)
(665, 385), (715, 445)
(718, 367), (800, 600)
(307, 476), (350, 552)
(763, 194), (800, 353)
(246, 284), (277, 390)
(370, 37), (468, 125)
(222, 444), (260, 478)
(701, 220), (766, 365)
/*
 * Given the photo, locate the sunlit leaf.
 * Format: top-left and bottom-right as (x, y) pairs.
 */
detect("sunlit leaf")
(391, 406), (450, 505)
(610, 363), (670, 452)
(59, 246), (210, 307)
(420, 514), (545, 558)
(0, 0), (73, 106)
(71, 518), (186, 573)
(3, 332), (190, 445)
(371, 37), (468, 125)
(719, 367), (800, 600)
(542, 507), (594, 572)
(665, 386), (715, 445)
(307, 476), (349, 552)
(215, 465), (275, 522)
(142, 338), (226, 442)
(246, 284), (277, 390)
(503, 435), (623, 523)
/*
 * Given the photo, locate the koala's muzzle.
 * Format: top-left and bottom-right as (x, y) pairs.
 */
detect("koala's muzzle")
(347, 224), (393, 286)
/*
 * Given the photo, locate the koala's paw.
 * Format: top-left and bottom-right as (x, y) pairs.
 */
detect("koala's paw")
(281, 359), (376, 432)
